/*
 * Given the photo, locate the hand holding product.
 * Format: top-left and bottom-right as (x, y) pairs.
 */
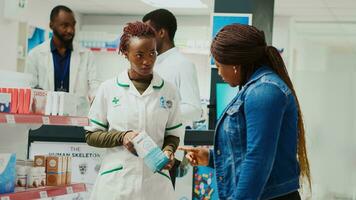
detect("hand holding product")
(132, 131), (169, 172)
(162, 151), (175, 170)
(123, 131), (139, 156)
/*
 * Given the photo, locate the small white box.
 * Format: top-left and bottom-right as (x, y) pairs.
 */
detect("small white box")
(0, 153), (16, 194)
(31, 89), (48, 115)
(45, 91), (53, 115)
(58, 92), (78, 116)
(51, 92), (59, 116)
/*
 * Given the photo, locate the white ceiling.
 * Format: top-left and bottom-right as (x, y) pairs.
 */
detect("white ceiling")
(47, 0), (356, 22)
(48, 0), (213, 16)
(46, 0), (356, 22)
(275, 0), (356, 22)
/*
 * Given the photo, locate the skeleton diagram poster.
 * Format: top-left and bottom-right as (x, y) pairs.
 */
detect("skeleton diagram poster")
(29, 142), (105, 185)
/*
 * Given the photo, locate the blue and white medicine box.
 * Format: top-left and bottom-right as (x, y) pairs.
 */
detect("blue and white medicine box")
(132, 132), (169, 172)
(0, 153), (16, 194)
(0, 93), (11, 113)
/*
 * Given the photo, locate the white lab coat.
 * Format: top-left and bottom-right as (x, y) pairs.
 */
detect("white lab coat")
(25, 40), (100, 99)
(85, 70), (184, 200)
(155, 47), (202, 127)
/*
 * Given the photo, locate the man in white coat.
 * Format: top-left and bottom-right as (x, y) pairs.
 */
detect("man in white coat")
(143, 9), (202, 189)
(25, 5), (99, 101)
(143, 9), (202, 128)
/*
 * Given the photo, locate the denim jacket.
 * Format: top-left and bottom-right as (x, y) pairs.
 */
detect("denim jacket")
(209, 66), (300, 200)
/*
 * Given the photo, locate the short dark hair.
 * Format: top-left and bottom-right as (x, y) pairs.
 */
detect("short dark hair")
(50, 5), (73, 22)
(142, 9), (177, 42)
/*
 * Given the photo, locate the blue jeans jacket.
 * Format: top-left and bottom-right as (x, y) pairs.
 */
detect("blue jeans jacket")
(209, 66), (300, 200)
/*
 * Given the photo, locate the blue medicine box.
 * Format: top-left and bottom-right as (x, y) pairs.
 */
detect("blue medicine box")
(0, 93), (11, 113)
(0, 153), (16, 194)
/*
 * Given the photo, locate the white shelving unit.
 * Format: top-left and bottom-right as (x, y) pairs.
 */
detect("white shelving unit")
(0, 113), (89, 127)
(0, 183), (87, 200)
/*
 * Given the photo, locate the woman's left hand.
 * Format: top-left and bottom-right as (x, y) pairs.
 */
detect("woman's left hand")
(163, 151), (175, 170)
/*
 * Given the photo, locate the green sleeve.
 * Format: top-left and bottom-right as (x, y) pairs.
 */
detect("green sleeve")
(85, 129), (128, 148)
(162, 135), (180, 153)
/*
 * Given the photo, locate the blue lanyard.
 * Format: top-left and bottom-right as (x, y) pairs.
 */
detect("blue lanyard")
(54, 51), (71, 89)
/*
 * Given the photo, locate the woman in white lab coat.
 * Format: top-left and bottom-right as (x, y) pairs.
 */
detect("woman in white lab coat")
(85, 22), (183, 200)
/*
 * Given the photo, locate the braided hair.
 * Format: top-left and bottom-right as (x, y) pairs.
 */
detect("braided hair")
(211, 24), (311, 190)
(119, 21), (156, 54)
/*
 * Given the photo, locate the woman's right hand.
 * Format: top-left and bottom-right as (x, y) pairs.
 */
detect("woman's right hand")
(178, 146), (210, 166)
(123, 131), (139, 156)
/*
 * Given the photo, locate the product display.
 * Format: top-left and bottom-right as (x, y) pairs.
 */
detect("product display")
(66, 155), (72, 185)
(193, 166), (218, 200)
(38, 167), (46, 187)
(46, 156), (63, 186)
(27, 167), (41, 188)
(31, 89), (48, 115)
(132, 132), (169, 172)
(0, 92), (11, 113)
(0, 72), (88, 198)
(0, 153), (16, 194)
(0, 183), (88, 199)
(15, 165), (27, 187)
(34, 155), (46, 167)
(0, 88), (85, 117)
(29, 142), (104, 185)
(9, 88), (19, 113)
(51, 92), (59, 116)
(58, 92), (78, 116)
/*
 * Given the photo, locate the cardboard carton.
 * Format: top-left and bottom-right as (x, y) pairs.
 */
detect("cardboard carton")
(46, 156), (62, 186)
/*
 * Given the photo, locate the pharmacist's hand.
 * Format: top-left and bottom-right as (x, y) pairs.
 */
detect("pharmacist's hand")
(163, 151), (175, 170)
(178, 146), (209, 166)
(123, 131), (139, 156)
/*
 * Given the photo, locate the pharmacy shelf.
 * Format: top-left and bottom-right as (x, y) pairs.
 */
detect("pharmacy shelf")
(88, 47), (209, 55)
(0, 183), (86, 200)
(0, 113), (89, 126)
(178, 47), (210, 55)
(89, 47), (117, 52)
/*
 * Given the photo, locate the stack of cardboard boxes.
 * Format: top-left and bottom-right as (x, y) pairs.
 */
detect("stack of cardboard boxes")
(34, 155), (72, 186)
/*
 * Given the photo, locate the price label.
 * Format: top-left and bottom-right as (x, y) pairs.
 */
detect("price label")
(66, 186), (73, 194)
(70, 118), (77, 125)
(39, 191), (48, 198)
(42, 116), (50, 125)
(5, 115), (15, 124)
(1, 196), (10, 200)
(71, 118), (87, 126)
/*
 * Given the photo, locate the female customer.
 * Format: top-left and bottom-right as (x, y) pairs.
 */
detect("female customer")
(85, 22), (183, 200)
(180, 24), (311, 200)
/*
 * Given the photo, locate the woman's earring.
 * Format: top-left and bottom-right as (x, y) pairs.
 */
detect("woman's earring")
(233, 66), (238, 74)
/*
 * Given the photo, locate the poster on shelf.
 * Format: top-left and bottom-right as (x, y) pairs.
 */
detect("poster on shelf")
(193, 166), (218, 200)
(210, 13), (253, 66)
(28, 26), (45, 53)
(29, 142), (105, 185)
(0, 153), (16, 194)
(216, 83), (240, 119)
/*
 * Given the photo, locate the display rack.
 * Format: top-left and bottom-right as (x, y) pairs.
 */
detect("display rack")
(184, 130), (215, 145)
(88, 47), (209, 55)
(178, 47), (210, 55)
(89, 47), (117, 52)
(0, 113), (89, 126)
(0, 183), (86, 200)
